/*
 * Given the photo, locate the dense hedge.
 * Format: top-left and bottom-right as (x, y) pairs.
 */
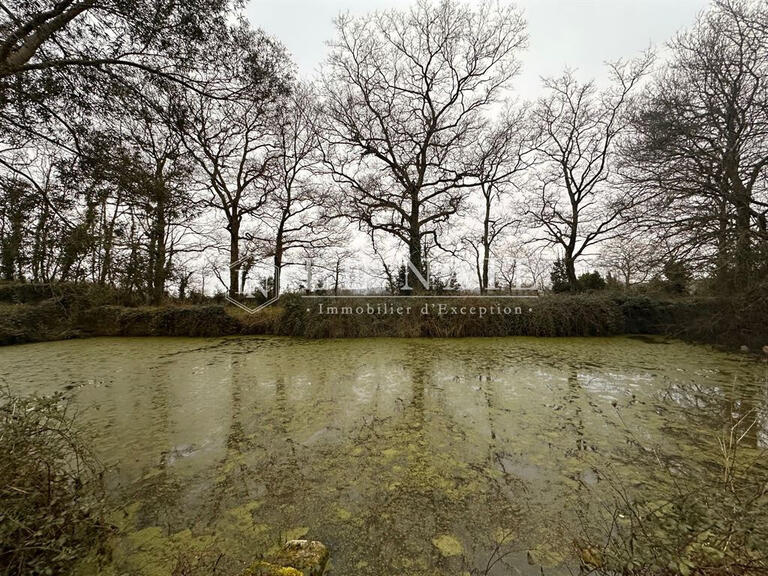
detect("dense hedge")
(1, 281), (766, 350)
(269, 293), (627, 338)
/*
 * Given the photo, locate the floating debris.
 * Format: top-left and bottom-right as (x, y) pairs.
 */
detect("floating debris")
(431, 534), (463, 557)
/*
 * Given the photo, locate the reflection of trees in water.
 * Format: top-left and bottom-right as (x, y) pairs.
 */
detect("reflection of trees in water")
(127, 340), (768, 575)
(564, 368), (587, 454)
(208, 357), (309, 521)
(656, 372), (768, 452)
(347, 345), (437, 570)
(317, 344), (529, 576)
(131, 362), (187, 532)
(207, 355), (251, 521)
(471, 358), (537, 575)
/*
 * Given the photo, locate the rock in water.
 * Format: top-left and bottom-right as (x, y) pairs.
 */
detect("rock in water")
(242, 562), (302, 576)
(242, 540), (329, 576)
(270, 540), (329, 576)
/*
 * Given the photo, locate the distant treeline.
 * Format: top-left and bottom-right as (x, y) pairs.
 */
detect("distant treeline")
(1, 1), (767, 305)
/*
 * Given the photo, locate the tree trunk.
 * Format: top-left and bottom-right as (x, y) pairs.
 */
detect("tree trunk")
(1, 187), (24, 280)
(273, 241), (283, 299)
(228, 217), (240, 298)
(564, 252), (578, 290)
(99, 194), (121, 286)
(179, 273), (189, 300)
(566, 190), (580, 290)
(714, 192), (731, 292)
(407, 232), (424, 291)
(334, 260), (341, 295)
(725, 126), (753, 290)
(148, 188), (167, 305)
(481, 244), (490, 295)
(733, 189), (752, 288)
(480, 192), (492, 294)
(406, 197), (425, 291)
(273, 215), (287, 298)
(31, 200), (49, 282)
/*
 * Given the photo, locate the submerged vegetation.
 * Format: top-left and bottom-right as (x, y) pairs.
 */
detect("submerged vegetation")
(574, 408), (768, 575)
(1, 337), (767, 575)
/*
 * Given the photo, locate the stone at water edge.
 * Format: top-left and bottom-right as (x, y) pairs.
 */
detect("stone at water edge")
(242, 561), (302, 576)
(270, 540), (329, 576)
(241, 540), (329, 576)
(740, 345), (750, 353)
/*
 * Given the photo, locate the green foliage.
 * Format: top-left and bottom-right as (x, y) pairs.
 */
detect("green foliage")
(114, 305), (239, 337)
(615, 294), (677, 334)
(279, 292), (309, 336)
(1, 281), (767, 351)
(578, 271), (606, 291)
(277, 294), (626, 338)
(661, 259), (692, 294)
(550, 258), (571, 293)
(0, 389), (109, 575)
(0, 180), (36, 281)
(430, 271), (461, 294)
(604, 271), (624, 290)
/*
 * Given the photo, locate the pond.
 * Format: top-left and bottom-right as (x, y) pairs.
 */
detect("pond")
(1, 336), (766, 575)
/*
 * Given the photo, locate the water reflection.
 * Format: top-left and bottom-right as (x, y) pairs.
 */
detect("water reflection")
(0, 336), (766, 575)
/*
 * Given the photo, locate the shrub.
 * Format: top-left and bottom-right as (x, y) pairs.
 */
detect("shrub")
(661, 259), (692, 294)
(272, 293), (626, 338)
(578, 271), (606, 291)
(0, 389), (109, 575)
(550, 258), (571, 293)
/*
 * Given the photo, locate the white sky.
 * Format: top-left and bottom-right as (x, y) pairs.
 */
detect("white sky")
(246, 0), (710, 99)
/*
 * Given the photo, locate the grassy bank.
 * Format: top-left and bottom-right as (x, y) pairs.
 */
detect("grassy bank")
(0, 281), (766, 350)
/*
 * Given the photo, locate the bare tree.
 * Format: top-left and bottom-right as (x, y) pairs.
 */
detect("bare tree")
(364, 229), (400, 294)
(495, 238), (549, 290)
(310, 247), (357, 295)
(495, 252), (517, 292)
(322, 0), (526, 289)
(627, 0), (768, 291)
(175, 29), (292, 297)
(527, 55), (652, 290)
(179, 96), (273, 297)
(598, 235), (657, 288)
(247, 84), (343, 294)
(462, 105), (536, 293)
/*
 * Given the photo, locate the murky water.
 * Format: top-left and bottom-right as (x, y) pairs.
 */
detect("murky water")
(1, 336), (766, 575)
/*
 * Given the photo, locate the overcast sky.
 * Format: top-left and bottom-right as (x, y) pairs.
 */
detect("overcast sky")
(246, 0), (710, 99)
